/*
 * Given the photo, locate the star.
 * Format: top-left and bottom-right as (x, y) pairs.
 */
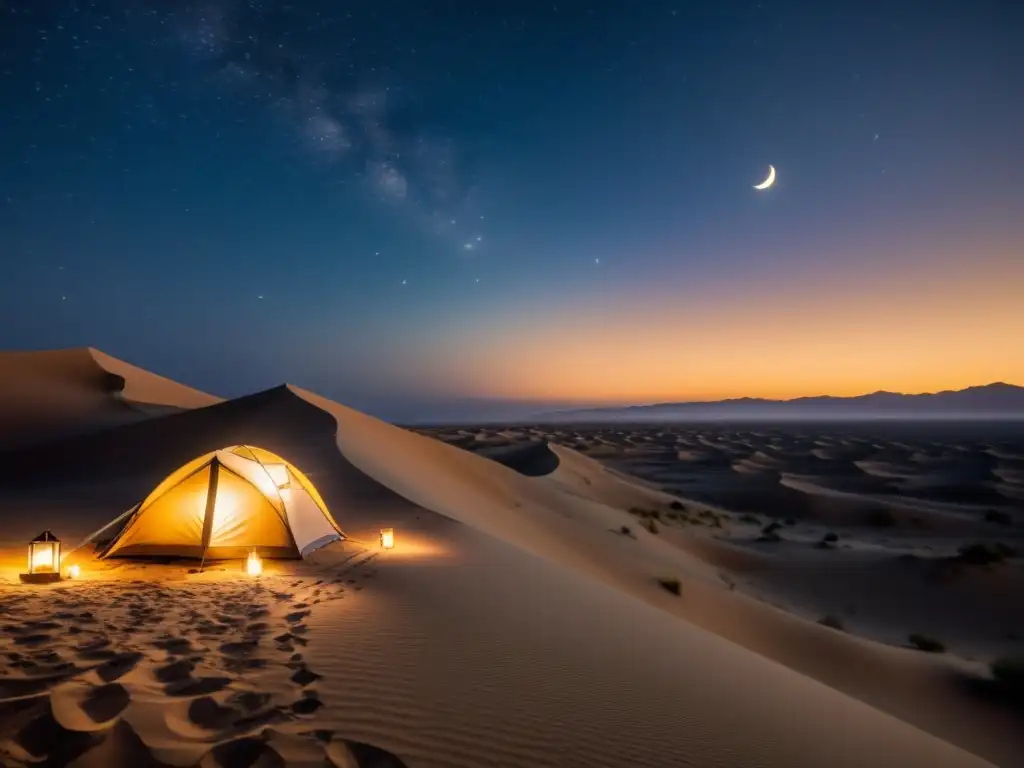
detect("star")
(475, 235), (482, 242)
(257, 295), (264, 300)
(464, 242), (474, 250)
(594, 258), (600, 264)
(873, 132), (879, 141)
(401, 279), (407, 285)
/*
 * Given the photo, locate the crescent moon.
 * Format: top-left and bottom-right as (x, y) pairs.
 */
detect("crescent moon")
(753, 165), (776, 190)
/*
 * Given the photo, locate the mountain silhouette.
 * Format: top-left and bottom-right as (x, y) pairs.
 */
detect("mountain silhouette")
(540, 383), (1024, 422)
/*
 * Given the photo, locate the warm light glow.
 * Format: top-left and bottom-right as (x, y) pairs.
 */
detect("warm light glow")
(263, 463), (290, 488)
(29, 544), (55, 572)
(246, 549), (263, 576)
(380, 528), (395, 549)
(427, 252), (1024, 404)
(67, 564), (81, 579)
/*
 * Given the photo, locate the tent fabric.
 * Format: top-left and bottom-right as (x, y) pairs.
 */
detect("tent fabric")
(101, 445), (343, 560)
(282, 485), (342, 556)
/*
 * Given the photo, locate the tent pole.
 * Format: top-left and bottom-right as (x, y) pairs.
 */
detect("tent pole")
(198, 459), (220, 573)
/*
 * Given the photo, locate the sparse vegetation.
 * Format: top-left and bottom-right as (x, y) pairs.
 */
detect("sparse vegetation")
(984, 509), (1013, 526)
(740, 514), (760, 525)
(619, 525), (633, 537)
(816, 531), (840, 550)
(757, 531), (782, 543)
(657, 577), (681, 595)
(670, 500), (685, 511)
(957, 542), (1017, 566)
(818, 615), (844, 631)
(908, 633), (945, 653)
(644, 519), (660, 535)
(990, 657), (1024, 696)
(762, 521), (782, 535)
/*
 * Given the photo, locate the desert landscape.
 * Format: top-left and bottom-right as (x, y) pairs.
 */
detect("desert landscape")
(0, 349), (1021, 768)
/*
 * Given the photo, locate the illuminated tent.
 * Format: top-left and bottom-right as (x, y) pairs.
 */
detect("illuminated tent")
(99, 445), (343, 560)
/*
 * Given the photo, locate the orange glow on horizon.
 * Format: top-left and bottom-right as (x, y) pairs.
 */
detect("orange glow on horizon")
(427, 251), (1024, 405)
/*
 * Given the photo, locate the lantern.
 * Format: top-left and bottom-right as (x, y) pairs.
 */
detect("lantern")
(20, 530), (62, 584)
(380, 527), (395, 549)
(246, 549), (263, 577)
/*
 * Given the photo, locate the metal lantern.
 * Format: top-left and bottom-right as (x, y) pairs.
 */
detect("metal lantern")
(20, 530), (62, 583)
(380, 527), (395, 549)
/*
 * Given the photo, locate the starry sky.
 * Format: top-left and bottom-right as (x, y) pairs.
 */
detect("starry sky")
(2, 1), (1023, 422)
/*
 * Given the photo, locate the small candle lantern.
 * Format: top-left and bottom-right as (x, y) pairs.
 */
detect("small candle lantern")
(20, 530), (62, 584)
(246, 549), (263, 577)
(380, 527), (395, 549)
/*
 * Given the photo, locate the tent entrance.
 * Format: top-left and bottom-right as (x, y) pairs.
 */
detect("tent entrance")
(99, 446), (343, 560)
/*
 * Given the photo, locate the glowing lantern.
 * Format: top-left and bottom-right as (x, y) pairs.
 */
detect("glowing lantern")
(246, 549), (263, 577)
(67, 564), (81, 579)
(380, 528), (395, 550)
(20, 530), (62, 583)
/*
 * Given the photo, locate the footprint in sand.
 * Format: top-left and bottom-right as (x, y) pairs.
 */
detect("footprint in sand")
(326, 736), (411, 768)
(289, 665), (322, 687)
(94, 651), (143, 683)
(291, 690), (324, 716)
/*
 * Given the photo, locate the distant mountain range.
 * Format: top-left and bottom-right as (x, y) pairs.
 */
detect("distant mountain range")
(538, 383), (1024, 422)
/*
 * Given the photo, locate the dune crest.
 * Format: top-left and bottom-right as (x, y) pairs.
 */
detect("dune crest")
(0, 369), (1019, 766)
(0, 348), (221, 450)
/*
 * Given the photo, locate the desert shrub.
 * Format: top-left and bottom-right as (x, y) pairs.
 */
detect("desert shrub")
(908, 633), (945, 653)
(763, 521), (782, 535)
(866, 509), (896, 528)
(823, 532), (839, 543)
(619, 525), (633, 537)
(985, 509), (1012, 526)
(628, 507), (646, 517)
(757, 531), (782, 543)
(670, 500), (685, 511)
(740, 514), (760, 524)
(649, 509), (662, 521)
(818, 615), (844, 631)
(645, 519), (660, 535)
(957, 542), (1017, 566)
(991, 657), (1024, 694)
(657, 578), (681, 596)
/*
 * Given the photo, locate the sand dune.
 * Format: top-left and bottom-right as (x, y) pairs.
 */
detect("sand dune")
(0, 528), (1000, 768)
(1, 360), (1022, 766)
(0, 348), (221, 450)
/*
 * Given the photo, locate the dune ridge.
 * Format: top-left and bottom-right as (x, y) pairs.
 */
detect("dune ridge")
(0, 348), (221, 450)
(0, 357), (1020, 766)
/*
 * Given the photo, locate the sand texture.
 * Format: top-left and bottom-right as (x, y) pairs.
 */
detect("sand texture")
(0, 351), (1022, 767)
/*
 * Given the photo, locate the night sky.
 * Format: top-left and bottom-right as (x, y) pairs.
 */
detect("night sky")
(2, 1), (1022, 422)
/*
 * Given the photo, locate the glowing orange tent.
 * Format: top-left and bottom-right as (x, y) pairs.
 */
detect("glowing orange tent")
(99, 445), (343, 560)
